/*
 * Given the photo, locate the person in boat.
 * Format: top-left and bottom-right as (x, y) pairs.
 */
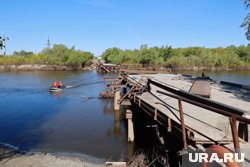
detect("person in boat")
(59, 81), (63, 88)
(54, 81), (60, 88)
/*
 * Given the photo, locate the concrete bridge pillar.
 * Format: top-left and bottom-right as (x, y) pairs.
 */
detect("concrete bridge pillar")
(114, 90), (121, 110)
(126, 109), (134, 142)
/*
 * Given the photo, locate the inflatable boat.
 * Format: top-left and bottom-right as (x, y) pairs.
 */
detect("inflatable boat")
(49, 86), (66, 92)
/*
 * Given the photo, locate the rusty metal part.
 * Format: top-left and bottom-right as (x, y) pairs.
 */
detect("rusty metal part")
(178, 98), (187, 150)
(229, 117), (241, 156)
(156, 90), (250, 124)
(203, 145), (240, 167)
(189, 80), (211, 98)
(148, 79), (246, 116)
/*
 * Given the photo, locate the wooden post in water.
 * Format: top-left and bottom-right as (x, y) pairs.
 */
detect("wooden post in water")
(126, 109), (134, 142)
(114, 90), (121, 110)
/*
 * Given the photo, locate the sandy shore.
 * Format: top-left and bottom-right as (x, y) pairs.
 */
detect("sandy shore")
(0, 147), (104, 167)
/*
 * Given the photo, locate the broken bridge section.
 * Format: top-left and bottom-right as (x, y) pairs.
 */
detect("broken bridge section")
(101, 71), (250, 166)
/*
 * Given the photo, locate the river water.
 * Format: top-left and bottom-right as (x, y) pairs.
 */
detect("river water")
(0, 70), (249, 161)
(173, 70), (250, 85)
(0, 70), (129, 160)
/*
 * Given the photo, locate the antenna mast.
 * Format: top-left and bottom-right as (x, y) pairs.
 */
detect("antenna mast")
(47, 37), (51, 49)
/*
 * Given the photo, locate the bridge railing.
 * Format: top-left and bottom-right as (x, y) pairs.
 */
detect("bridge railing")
(147, 78), (250, 154)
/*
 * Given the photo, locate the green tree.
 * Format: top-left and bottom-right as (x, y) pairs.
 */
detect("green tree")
(101, 47), (122, 63)
(138, 47), (157, 66)
(39, 44), (93, 67)
(158, 45), (175, 60)
(242, 0), (250, 40)
(236, 45), (250, 61)
(13, 50), (34, 58)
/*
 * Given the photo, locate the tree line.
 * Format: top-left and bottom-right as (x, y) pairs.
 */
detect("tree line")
(0, 1), (249, 70)
(101, 45), (250, 70)
(1, 43), (250, 70)
(0, 44), (93, 68)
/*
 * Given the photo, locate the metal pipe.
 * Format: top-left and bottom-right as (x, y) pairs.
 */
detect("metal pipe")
(156, 90), (250, 124)
(229, 117), (241, 157)
(178, 98), (187, 150)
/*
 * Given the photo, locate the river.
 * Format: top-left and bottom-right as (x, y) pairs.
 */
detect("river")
(173, 70), (250, 85)
(0, 70), (249, 161)
(0, 70), (130, 160)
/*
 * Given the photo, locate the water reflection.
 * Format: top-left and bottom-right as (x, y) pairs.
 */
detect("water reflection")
(107, 110), (122, 138)
(50, 91), (64, 97)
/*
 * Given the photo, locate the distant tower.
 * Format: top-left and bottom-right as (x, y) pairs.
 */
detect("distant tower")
(3, 35), (9, 55)
(46, 37), (51, 49)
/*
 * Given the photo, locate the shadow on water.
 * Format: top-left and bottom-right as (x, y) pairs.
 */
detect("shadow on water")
(174, 70), (250, 84)
(218, 84), (250, 103)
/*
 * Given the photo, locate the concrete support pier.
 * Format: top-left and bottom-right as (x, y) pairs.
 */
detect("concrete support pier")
(114, 90), (121, 110)
(126, 109), (134, 142)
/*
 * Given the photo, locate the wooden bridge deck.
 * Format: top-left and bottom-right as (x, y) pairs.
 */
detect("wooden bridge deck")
(100, 70), (250, 165)
(128, 74), (250, 144)
(126, 73), (250, 164)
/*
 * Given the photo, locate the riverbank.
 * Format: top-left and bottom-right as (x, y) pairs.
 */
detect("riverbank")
(0, 64), (95, 71)
(0, 63), (249, 72)
(121, 64), (250, 71)
(0, 146), (104, 167)
(0, 146), (147, 167)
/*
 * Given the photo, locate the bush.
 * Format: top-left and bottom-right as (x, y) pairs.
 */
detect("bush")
(101, 45), (249, 70)
(0, 44), (93, 68)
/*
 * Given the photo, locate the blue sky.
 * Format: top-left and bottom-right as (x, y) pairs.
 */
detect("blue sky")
(1, 0), (249, 56)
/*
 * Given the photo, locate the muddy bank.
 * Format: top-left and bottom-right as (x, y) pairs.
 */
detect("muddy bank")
(0, 64), (94, 71)
(0, 147), (104, 167)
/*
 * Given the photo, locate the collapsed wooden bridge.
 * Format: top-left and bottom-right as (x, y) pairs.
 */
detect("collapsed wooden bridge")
(96, 63), (120, 73)
(98, 64), (250, 166)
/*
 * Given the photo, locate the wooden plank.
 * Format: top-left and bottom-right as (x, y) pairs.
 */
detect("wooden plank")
(137, 91), (233, 143)
(104, 77), (119, 81)
(99, 64), (111, 73)
(107, 84), (127, 89)
(121, 69), (170, 74)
